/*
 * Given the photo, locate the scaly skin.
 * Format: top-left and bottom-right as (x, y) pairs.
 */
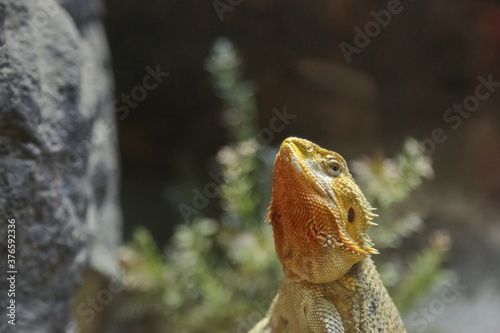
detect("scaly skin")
(249, 137), (406, 333)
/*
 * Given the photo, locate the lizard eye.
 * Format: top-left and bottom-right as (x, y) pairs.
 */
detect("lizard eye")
(327, 161), (342, 176)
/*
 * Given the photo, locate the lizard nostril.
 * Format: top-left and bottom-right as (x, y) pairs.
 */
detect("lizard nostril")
(348, 207), (355, 222)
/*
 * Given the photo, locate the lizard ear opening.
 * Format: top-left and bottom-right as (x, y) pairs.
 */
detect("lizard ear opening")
(348, 207), (355, 222)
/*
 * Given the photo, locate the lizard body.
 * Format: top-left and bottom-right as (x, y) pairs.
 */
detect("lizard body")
(249, 137), (406, 333)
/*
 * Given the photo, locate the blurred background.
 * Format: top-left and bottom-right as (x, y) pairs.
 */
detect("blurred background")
(78, 0), (500, 332)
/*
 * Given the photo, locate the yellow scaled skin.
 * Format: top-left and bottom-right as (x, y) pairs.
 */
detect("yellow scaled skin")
(249, 138), (406, 333)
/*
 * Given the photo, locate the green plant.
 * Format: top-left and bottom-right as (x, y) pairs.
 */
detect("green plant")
(116, 38), (450, 332)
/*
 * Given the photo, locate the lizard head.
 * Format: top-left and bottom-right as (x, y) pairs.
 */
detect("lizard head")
(269, 137), (378, 283)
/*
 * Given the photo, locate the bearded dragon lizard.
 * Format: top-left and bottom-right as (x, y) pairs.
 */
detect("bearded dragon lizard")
(249, 137), (406, 333)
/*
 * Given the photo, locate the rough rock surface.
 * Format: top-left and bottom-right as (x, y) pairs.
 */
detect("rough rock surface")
(0, 0), (120, 332)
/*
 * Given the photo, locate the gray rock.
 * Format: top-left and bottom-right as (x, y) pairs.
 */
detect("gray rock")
(0, 0), (120, 332)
